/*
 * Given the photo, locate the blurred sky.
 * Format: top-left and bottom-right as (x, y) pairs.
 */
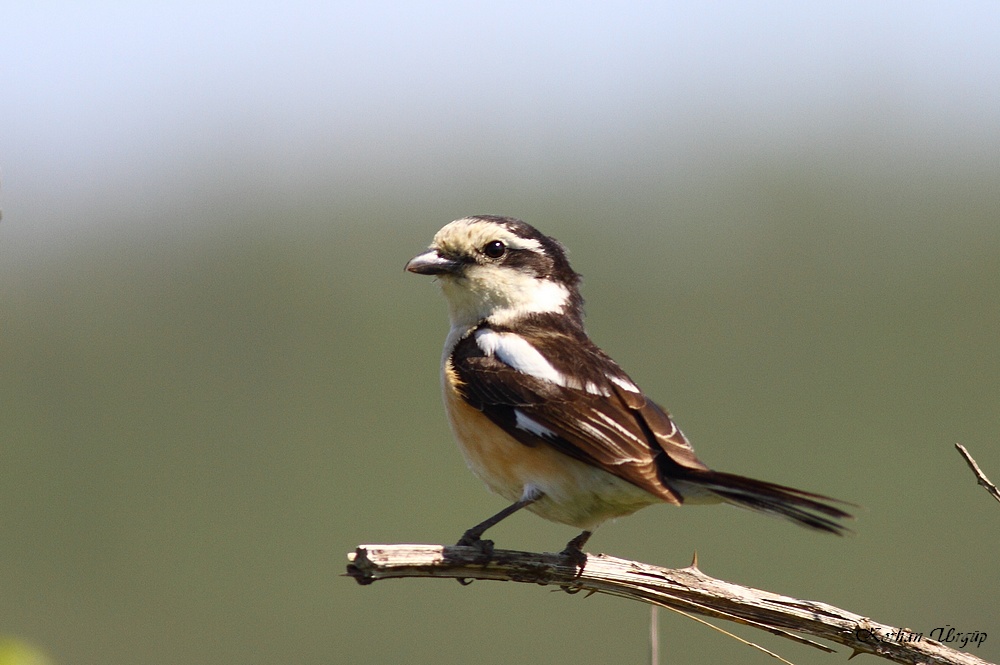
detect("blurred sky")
(5, 1), (1000, 253)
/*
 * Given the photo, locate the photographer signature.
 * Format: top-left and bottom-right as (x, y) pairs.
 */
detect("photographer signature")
(855, 624), (987, 649)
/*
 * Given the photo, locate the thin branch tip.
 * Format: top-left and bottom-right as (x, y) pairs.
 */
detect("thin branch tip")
(955, 443), (1000, 505)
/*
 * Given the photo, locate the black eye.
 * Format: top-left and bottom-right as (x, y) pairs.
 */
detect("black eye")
(482, 240), (506, 259)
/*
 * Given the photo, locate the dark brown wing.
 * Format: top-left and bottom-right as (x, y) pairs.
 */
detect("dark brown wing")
(450, 324), (709, 504)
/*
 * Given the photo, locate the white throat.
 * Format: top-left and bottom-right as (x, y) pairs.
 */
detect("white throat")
(438, 266), (571, 332)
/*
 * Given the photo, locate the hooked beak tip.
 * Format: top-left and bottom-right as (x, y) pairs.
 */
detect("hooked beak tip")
(405, 250), (460, 275)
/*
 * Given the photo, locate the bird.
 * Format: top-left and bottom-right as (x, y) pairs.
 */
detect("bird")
(405, 215), (852, 565)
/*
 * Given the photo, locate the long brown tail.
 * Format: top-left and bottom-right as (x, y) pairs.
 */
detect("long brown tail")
(683, 469), (854, 535)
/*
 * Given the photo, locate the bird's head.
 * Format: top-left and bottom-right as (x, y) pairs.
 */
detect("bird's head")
(406, 215), (583, 329)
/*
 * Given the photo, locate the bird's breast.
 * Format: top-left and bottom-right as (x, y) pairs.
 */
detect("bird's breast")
(440, 359), (662, 529)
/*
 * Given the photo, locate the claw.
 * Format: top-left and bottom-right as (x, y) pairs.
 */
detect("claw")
(560, 530), (592, 576)
(560, 545), (588, 574)
(453, 533), (495, 585)
(456, 533), (495, 560)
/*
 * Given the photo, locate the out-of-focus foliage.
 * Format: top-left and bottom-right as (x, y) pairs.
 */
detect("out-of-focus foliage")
(0, 639), (53, 665)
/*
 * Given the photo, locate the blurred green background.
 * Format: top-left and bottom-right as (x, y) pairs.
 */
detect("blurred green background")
(4, 3), (999, 664)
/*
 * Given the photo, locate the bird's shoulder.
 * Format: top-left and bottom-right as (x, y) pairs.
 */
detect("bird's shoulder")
(451, 315), (627, 392)
(447, 314), (710, 479)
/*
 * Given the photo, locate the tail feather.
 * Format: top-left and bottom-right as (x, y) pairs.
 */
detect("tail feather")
(681, 469), (854, 535)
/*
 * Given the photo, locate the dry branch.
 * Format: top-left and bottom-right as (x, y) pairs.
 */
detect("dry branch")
(347, 543), (992, 665)
(955, 444), (1000, 505)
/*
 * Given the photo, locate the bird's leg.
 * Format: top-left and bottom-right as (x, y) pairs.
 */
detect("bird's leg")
(456, 495), (539, 558)
(560, 530), (592, 574)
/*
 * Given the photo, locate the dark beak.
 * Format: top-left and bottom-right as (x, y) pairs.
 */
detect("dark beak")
(405, 249), (461, 275)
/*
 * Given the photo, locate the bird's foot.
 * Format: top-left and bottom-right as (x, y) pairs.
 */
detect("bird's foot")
(455, 531), (495, 561)
(559, 530), (591, 577)
(453, 531), (496, 586)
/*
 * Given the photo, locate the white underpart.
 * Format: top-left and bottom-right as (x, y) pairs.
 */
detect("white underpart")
(514, 410), (557, 438)
(520, 483), (544, 502)
(483, 276), (571, 326)
(438, 265), (571, 329)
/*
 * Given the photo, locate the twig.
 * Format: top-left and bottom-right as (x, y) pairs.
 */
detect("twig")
(955, 444), (1000, 505)
(650, 605), (659, 665)
(347, 543), (993, 665)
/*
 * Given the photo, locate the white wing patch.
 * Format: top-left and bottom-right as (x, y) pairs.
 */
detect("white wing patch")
(475, 329), (565, 385)
(609, 374), (641, 393)
(474, 329), (609, 395)
(514, 410), (557, 438)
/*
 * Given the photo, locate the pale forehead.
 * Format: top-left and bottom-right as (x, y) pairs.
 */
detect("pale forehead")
(432, 218), (544, 254)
